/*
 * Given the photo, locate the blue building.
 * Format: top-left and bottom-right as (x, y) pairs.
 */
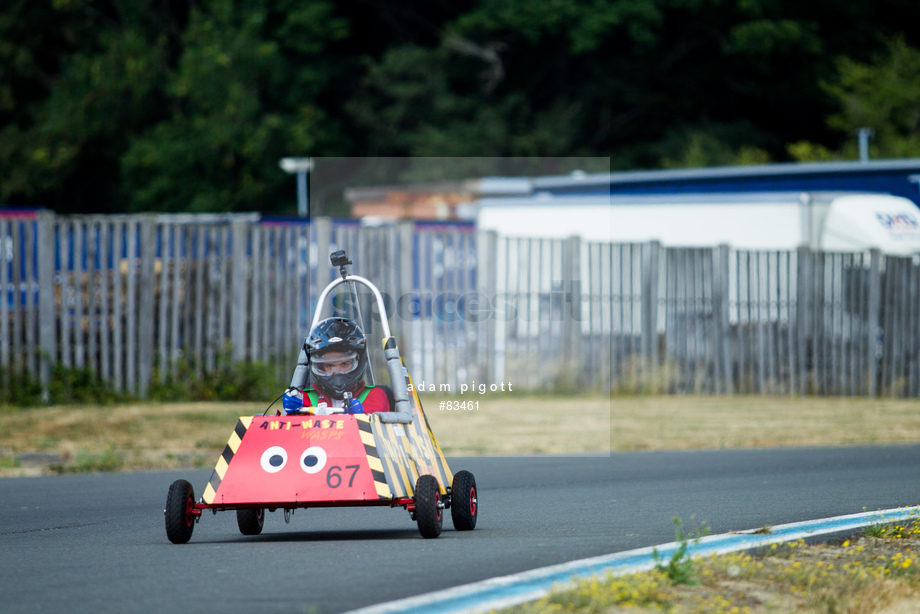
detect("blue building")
(528, 159), (920, 206)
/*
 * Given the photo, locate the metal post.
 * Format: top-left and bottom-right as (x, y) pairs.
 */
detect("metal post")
(642, 241), (660, 392)
(297, 169), (309, 218)
(867, 248), (882, 396)
(857, 127), (874, 163)
(279, 157), (314, 218)
(36, 211), (55, 397)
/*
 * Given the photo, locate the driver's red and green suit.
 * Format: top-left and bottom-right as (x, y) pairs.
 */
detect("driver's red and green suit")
(301, 384), (390, 414)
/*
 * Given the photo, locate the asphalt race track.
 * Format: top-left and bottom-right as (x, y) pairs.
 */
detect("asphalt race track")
(2, 446), (920, 614)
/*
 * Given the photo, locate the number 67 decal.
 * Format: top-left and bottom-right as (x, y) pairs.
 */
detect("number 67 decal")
(326, 465), (360, 488)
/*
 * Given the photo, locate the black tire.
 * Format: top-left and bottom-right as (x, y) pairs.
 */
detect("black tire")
(414, 474), (443, 538)
(450, 470), (478, 531)
(165, 479), (196, 544)
(237, 508), (265, 536)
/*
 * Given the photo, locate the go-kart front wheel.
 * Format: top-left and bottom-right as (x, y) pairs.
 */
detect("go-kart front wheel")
(414, 474), (443, 538)
(165, 479), (196, 544)
(237, 508), (265, 536)
(450, 470), (478, 531)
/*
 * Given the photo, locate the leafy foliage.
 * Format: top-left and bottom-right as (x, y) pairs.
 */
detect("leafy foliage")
(149, 355), (279, 402)
(120, 1), (345, 212)
(0, 368), (45, 407)
(47, 364), (126, 405)
(790, 36), (920, 161)
(0, 364), (125, 407)
(653, 516), (710, 585)
(828, 36), (920, 158)
(0, 357), (277, 407)
(1, 0), (920, 213)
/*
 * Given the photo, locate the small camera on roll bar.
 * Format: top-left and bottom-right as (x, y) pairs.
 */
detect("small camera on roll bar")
(330, 250), (352, 278)
(330, 250), (350, 268)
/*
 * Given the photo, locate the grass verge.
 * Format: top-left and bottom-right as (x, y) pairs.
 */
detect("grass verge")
(0, 401), (265, 476)
(423, 394), (920, 455)
(501, 518), (920, 613)
(3, 394), (920, 475)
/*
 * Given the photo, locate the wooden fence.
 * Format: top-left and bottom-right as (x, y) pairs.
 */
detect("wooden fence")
(1, 211), (919, 398)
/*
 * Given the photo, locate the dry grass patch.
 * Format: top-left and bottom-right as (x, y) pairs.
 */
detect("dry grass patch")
(421, 394), (611, 455)
(423, 394), (920, 455)
(3, 394), (920, 474)
(0, 402), (265, 475)
(605, 396), (920, 450)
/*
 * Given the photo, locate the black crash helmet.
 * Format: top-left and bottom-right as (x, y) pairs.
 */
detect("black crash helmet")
(306, 317), (368, 398)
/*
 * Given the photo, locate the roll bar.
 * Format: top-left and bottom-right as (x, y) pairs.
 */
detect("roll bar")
(311, 275), (392, 339)
(303, 255), (411, 424)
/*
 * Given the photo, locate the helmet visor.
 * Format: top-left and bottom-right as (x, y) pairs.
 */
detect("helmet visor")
(310, 351), (359, 377)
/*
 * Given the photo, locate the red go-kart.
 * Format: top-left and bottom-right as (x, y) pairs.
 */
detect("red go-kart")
(164, 252), (478, 542)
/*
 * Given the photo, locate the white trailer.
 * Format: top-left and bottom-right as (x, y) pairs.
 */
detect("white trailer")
(476, 191), (920, 255)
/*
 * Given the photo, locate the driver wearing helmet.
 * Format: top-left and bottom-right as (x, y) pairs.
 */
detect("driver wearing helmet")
(282, 317), (389, 415)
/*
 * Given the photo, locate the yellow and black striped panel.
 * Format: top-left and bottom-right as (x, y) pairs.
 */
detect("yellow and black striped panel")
(399, 431), (421, 487)
(405, 399), (452, 491)
(368, 420), (418, 498)
(370, 346), (454, 495)
(355, 416), (392, 499)
(405, 373), (453, 491)
(202, 417), (252, 504)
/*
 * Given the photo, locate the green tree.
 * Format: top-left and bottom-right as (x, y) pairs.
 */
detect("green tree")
(121, 0), (348, 212)
(0, 0), (178, 211)
(788, 36), (920, 161)
(827, 36), (920, 159)
(0, 0), (348, 213)
(3, 0), (920, 213)
(347, 0), (863, 167)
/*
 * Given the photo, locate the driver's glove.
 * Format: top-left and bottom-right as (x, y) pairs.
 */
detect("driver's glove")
(282, 388), (304, 414)
(345, 398), (365, 414)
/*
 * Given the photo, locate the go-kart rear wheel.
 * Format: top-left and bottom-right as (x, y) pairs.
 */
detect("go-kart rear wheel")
(450, 470), (478, 531)
(414, 474), (443, 538)
(237, 508), (265, 536)
(165, 479), (196, 544)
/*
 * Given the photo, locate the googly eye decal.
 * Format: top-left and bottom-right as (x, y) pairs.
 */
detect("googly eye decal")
(300, 447), (327, 474)
(261, 446), (288, 473)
